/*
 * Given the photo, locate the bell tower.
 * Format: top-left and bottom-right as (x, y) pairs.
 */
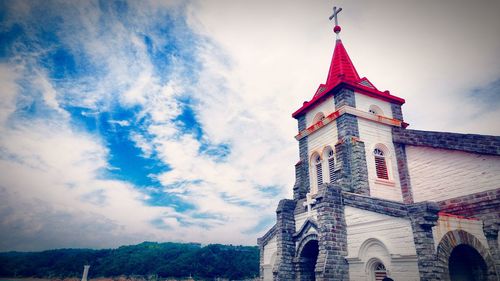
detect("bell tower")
(291, 6), (407, 202)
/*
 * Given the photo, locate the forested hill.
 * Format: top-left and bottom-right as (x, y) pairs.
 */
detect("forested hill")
(0, 242), (259, 280)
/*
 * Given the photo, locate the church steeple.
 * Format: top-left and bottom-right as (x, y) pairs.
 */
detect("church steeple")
(326, 6), (360, 86)
(326, 39), (361, 86)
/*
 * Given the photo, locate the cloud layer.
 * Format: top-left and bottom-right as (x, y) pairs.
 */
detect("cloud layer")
(0, 0), (499, 251)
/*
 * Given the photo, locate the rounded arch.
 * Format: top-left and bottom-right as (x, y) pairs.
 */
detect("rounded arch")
(365, 258), (389, 281)
(296, 234), (319, 281)
(368, 105), (384, 116)
(358, 237), (391, 261)
(310, 152), (322, 165)
(372, 143), (391, 157)
(269, 251), (277, 267)
(296, 233), (319, 258)
(436, 229), (497, 280)
(321, 145), (334, 158)
(312, 112), (325, 124)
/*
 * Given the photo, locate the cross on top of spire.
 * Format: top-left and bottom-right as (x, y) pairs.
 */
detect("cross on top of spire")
(329, 6), (343, 36)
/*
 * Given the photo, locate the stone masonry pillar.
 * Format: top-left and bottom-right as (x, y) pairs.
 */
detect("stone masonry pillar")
(334, 88), (370, 196)
(408, 202), (441, 280)
(273, 199), (296, 281)
(483, 220), (500, 280)
(314, 183), (348, 280)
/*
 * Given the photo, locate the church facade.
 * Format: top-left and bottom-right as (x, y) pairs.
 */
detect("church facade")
(258, 10), (500, 281)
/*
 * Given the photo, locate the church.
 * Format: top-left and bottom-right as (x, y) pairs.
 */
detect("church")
(258, 7), (500, 281)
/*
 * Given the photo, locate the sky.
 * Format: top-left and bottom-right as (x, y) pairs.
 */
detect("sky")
(0, 0), (499, 251)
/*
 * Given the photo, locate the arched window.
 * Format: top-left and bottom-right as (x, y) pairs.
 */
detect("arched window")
(373, 262), (387, 281)
(374, 148), (389, 180)
(315, 155), (323, 186)
(368, 105), (384, 116)
(312, 112), (325, 124)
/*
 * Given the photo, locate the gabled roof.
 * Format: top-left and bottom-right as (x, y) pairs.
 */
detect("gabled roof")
(292, 38), (405, 119)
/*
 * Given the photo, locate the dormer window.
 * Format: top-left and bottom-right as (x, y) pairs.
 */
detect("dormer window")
(373, 148), (389, 180)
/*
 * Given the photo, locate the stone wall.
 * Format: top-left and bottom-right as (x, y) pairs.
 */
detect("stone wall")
(393, 128), (500, 156)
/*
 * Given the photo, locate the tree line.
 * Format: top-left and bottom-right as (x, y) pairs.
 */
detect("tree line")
(0, 242), (259, 280)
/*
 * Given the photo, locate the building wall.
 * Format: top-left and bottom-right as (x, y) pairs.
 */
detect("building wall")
(407, 145), (500, 202)
(305, 96), (336, 127)
(294, 210), (318, 233)
(345, 206), (419, 281)
(262, 236), (277, 281)
(354, 93), (403, 201)
(307, 121), (339, 194)
(432, 215), (489, 251)
(358, 118), (403, 201)
(355, 93), (393, 119)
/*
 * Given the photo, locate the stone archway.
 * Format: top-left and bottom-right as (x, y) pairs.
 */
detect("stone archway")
(437, 229), (498, 281)
(296, 234), (319, 281)
(449, 244), (487, 281)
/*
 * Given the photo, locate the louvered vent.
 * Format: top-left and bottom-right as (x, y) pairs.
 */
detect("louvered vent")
(316, 163), (323, 185)
(328, 157), (335, 182)
(374, 148), (389, 180)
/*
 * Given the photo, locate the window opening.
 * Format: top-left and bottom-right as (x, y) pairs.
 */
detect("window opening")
(328, 150), (335, 182)
(374, 148), (389, 180)
(373, 262), (387, 281)
(313, 112), (325, 124)
(315, 155), (323, 186)
(368, 105), (384, 116)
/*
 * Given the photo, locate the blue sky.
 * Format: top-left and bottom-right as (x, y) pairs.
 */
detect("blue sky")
(0, 0), (499, 251)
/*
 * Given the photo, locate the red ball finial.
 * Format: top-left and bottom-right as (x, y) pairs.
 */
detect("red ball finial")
(333, 25), (341, 34)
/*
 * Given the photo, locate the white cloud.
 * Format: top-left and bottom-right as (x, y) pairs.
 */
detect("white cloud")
(1, 0), (499, 251)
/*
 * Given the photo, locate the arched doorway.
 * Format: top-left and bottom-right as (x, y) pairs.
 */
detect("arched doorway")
(449, 244), (487, 281)
(437, 230), (497, 281)
(298, 240), (319, 281)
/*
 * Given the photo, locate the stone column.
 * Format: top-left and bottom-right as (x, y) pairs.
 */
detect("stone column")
(274, 199), (296, 281)
(334, 88), (369, 196)
(314, 183), (349, 280)
(483, 219), (500, 280)
(408, 202), (442, 280)
(393, 142), (413, 203)
(293, 161), (308, 200)
(296, 115), (310, 199)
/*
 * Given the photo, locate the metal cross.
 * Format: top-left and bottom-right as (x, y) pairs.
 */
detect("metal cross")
(302, 192), (317, 217)
(329, 6), (342, 26)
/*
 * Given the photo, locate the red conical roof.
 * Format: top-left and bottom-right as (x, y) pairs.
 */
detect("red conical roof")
(326, 39), (360, 86)
(292, 34), (405, 119)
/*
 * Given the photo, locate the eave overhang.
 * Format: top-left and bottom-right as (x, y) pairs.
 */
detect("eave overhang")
(292, 81), (405, 119)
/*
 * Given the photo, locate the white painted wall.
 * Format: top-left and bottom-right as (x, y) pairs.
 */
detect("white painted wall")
(432, 215), (489, 251)
(295, 210), (318, 233)
(358, 118), (403, 202)
(262, 236), (277, 281)
(345, 206), (419, 281)
(263, 236), (277, 265)
(307, 121), (338, 194)
(305, 96), (336, 127)
(355, 92), (393, 118)
(407, 146), (500, 202)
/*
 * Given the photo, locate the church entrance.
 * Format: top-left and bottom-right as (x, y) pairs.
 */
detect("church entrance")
(449, 244), (487, 281)
(298, 240), (319, 281)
